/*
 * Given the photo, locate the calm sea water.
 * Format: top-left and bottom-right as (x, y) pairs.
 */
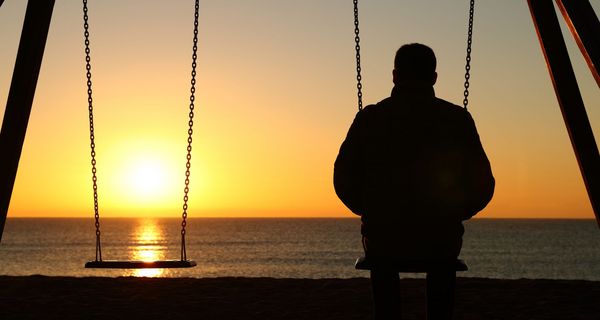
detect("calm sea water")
(0, 218), (598, 280)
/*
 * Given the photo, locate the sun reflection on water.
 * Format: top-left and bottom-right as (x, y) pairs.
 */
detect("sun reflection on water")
(128, 219), (166, 277)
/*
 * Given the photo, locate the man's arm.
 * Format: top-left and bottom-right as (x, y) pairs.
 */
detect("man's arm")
(334, 112), (364, 216)
(462, 112), (495, 220)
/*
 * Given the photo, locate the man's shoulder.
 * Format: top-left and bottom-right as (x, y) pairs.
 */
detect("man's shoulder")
(434, 97), (467, 113)
(432, 97), (474, 121)
(365, 97), (394, 111)
(355, 97), (394, 119)
(360, 96), (472, 121)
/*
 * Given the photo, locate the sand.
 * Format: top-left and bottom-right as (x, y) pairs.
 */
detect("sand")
(0, 276), (598, 319)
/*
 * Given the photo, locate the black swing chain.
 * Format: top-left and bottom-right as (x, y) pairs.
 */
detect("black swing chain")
(83, 0), (199, 262)
(83, 0), (102, 262)
(181, 0), (199, 261)
(353, 0), (474, 111)
(353, 0), (363, 111)
(463, 0), (475, 110)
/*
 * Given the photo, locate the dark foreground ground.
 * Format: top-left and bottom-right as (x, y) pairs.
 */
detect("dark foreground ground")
(0, 276), (598, 319)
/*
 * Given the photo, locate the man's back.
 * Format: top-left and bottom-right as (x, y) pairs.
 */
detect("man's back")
(334, 85), (494, 259)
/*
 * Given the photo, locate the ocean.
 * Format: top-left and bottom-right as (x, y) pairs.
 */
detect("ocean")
(0, 218), (598, 280)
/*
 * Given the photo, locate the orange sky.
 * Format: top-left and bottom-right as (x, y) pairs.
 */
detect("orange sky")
(1, 1), (599, 218)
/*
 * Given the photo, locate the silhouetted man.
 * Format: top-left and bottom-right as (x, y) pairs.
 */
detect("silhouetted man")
(334, 43), (494, 319)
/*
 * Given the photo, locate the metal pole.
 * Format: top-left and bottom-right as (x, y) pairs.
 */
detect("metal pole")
(555, 0), (600, 87)
(528, 0), (600, 227)
(0, 0), (55, 242)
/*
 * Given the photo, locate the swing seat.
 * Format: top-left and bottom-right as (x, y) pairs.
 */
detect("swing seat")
(85, 260), (197, 269)
(355, 256), (468, 272)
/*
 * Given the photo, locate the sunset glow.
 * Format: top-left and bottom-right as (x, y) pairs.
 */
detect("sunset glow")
(1, 1), (599, 218)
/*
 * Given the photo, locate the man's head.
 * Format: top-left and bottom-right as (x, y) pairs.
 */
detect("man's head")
(393, 43), (437, 86)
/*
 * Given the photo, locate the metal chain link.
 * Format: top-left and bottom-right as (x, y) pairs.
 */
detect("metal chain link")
(181, 0), (199, 261)
(83, 0), (102, 262)
(353, 0), (363, 111)
(463, 0), (475, 110)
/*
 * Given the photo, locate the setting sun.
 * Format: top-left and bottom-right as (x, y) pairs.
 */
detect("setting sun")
(94, 138), (189, 215)
(126, 159), (171, 199)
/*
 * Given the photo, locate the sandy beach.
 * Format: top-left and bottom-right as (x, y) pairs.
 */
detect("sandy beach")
(0, 276), (598, 319)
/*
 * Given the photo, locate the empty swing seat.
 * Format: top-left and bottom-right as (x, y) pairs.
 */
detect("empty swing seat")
(85, 260), (197, 269)
(355, 256), (468, 272)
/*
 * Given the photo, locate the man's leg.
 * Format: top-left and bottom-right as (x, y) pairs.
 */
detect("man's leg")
(426, 269), (456, 320)
(370, 269), (402, 319)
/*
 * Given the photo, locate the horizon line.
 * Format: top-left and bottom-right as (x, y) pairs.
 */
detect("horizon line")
(4, 216), (596, 220)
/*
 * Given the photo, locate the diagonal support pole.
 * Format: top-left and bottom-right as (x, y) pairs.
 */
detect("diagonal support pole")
(0, 0), (55, 242)
(555, 0), (600, 87)
(528, 0), (600, 227)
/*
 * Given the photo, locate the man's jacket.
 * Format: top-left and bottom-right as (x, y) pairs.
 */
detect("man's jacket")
(334, 85), (494, 259)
